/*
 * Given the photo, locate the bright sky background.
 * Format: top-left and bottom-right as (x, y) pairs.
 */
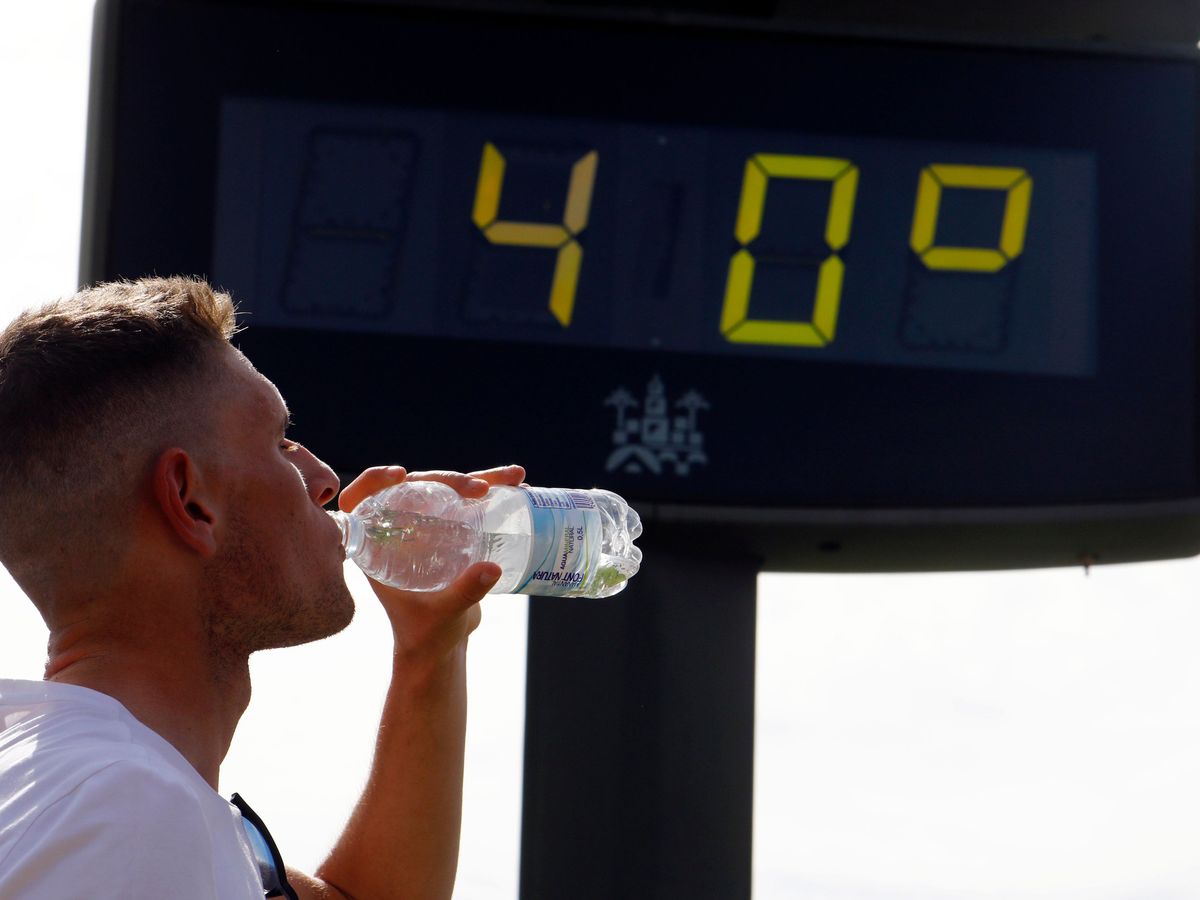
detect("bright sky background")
(7, 4), (1200, 899)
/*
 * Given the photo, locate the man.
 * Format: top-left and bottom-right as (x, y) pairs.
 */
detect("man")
(0, 276), (522, 898)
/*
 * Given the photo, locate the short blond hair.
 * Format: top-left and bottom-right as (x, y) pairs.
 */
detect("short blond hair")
(0, 276), (239, 608)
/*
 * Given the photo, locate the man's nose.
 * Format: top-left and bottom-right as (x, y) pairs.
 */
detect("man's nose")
(299, 447), (340, 506)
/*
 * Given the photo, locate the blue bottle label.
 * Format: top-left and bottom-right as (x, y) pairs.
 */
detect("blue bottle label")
(516, 488), (601, 596)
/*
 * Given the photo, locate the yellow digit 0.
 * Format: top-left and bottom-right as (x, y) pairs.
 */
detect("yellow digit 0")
(910, 164), (1032, 272)
(720, 154), (858, 347)
(471, 142), (598, 326)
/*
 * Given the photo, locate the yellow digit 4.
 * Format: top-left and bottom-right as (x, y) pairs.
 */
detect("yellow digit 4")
(910, 164), (1032, 272)
(720, 154), (859, 347)
(471, 142), (598, 326)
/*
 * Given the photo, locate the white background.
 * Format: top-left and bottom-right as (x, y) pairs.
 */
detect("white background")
(6, 4), (1200, 898)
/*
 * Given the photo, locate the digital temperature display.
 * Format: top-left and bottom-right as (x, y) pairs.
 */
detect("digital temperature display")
(85, 0), (1200, 567)
(215, 102), (1095, 378)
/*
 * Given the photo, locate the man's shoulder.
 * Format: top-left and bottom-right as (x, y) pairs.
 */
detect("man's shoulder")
(0, 685), (214, 860)
(0, 758), (240, 898)
(0, 677), (135, 743)
(0, 681), (263, 898)
(7, 753), (209, 836)
(0, 678), (186, 795)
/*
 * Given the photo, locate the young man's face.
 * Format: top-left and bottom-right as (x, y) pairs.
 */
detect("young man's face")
(199, 346), (355, 655)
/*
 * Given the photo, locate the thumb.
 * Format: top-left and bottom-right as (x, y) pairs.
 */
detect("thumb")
(448, 561), (503, 612)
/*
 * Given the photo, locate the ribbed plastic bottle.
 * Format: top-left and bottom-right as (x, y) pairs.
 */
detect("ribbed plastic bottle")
(330, 481), (643, 598)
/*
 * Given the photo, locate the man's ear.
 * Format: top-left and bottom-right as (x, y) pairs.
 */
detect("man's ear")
(153, 447), (218, 557)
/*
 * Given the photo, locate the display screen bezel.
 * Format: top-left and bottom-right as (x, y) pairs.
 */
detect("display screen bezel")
(81, 0), (1200, 566)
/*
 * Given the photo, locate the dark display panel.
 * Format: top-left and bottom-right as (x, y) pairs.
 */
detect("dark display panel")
(83, 0), (1200, 567)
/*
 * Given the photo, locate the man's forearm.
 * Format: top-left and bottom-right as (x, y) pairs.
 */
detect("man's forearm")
(314, 645), (469, 900)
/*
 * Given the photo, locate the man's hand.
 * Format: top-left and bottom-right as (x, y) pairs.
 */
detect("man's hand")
(336, 463), (527, 671)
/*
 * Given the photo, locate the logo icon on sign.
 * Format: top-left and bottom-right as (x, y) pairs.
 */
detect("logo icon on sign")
(604, 375), (709, 476)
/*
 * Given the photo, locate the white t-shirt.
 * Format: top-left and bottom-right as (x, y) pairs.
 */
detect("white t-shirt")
(0, 679), (266, 898)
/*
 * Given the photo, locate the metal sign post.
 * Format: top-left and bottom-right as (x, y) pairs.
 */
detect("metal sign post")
(521, 536), (759, 898)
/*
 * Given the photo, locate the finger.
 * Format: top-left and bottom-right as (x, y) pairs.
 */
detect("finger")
(338, 465), (407, 512)
(466, 464), (526, 486)
(404, 469), (492, 498)
(343, 464), (526, 510)
(443, 561), (502, 615)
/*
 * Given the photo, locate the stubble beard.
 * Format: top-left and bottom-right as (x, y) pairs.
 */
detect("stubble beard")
(202, 508), (356, 665)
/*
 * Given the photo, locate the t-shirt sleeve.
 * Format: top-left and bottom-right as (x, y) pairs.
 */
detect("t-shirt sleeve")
(0, 758), (235, 899)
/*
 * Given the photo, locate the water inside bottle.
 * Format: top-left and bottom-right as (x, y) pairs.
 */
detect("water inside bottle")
(480, 530), (531, 594)
(360, 511), (481, 590)
(362, 510), (533, 593)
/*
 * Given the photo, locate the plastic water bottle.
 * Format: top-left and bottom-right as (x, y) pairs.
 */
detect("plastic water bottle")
(330, 482), (643, 598)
